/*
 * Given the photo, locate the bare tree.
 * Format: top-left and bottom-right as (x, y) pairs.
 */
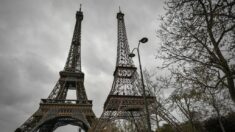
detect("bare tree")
(169, 79), (203, 132)
(158, 0), (235, 102)
(144, 70), (183, 132)
(169, 65), (233, 132)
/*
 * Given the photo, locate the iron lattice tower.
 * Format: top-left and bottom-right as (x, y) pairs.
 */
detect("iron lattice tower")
(93, 11), (156, 132)
(15, 7), (96, 132)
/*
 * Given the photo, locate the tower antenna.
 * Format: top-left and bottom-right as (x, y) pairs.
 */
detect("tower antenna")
(80, 4), (82, 11)
(119, 6), (121, 12)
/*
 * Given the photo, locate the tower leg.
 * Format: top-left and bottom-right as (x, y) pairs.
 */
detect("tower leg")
(15, 128), (22, 132)
(39, 124), (54, 132)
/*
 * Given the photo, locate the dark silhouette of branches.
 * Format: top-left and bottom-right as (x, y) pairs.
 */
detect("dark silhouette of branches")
(158, 0), (235, 102)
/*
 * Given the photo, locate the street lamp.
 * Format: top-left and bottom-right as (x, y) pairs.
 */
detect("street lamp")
(129, 37), (152, 132)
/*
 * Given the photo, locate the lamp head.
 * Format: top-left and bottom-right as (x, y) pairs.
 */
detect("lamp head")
(129, 53), (135, 58)
(139, 37), (148, 43)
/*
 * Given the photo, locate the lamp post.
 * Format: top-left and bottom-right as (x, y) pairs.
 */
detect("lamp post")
(129, 37), (151, 132)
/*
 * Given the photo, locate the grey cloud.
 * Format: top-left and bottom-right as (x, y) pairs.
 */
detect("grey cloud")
(0, 0), (164, 131)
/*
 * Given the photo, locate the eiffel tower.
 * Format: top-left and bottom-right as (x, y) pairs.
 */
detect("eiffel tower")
(15, 7), (96, 132)
(93, 10), (156, 132)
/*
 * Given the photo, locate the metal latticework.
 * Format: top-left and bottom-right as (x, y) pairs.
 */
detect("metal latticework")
(64, 11), (83, 73)
(152, 103), (182, 131)
(116, 12), (134, 68)
(93, 11), (156, 132)
(15, 8), (95, 132)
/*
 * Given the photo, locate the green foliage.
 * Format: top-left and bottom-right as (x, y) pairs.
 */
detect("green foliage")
(157, 124), (174, 132)
(156, 122), (203, 132)
(204, 112), (235, 132)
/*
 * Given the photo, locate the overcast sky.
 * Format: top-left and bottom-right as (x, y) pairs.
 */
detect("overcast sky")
(0, 0), (165, 131)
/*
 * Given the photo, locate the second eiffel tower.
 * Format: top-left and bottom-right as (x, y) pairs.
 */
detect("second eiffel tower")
(93, 10), (156, 132)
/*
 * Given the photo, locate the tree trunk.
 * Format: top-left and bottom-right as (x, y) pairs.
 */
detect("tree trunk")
(226, 73), (235, 103)
(218, 117), (226, 132)
(210, 89), (226, 132)
(214, 104), (226, 132)
(155, 114), (160, 130)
